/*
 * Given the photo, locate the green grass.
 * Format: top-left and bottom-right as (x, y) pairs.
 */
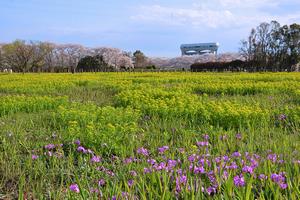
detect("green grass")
(0, 72), (299, 199)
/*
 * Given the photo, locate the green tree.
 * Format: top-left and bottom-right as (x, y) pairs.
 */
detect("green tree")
(240, 21), (300, 71)
(133, 50), (148, 68)
(287, 23), (300, 70)
(77, 55), (109, 72)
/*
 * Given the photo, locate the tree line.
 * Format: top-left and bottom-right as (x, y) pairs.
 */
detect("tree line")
(1, 21), (299, 73)
(240, 21), (300, 72)
(191, 60), (245, 72)
(192, 21), (300, 72)
(0, 40), (153, 72)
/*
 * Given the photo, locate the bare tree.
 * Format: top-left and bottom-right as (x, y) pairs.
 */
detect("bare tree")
(2, 40), (35, 73)
(239, 28), (256, 62)
(30, 41), (54, 72)
(43, 42), (57, 72)
(240, 21), (300, 71)
(64, 44), (85, 73)
(53, 44), (68, 72)
(256, 22), (271, 70)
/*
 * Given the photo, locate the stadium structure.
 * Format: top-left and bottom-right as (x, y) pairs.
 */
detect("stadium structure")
(180, 42), (219, 56)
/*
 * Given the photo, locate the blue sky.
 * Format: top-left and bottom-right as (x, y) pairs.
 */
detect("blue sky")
(1, 0), (300, 57)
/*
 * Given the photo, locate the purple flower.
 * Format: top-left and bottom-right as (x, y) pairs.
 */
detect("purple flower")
(271, 173), (285, 184)
(234, 174), (245, 187)
(215, 157), (221, 163)
(31, 154), (38, 160)
(90, 188), (99, 194)
(177, 158), (182, 164)
(106, 170), (115, 177)
(137, 147), (149, 156)
(236, 133), (242, 140)
(96, 166), (114, 176)
(203, 159), (211, 167)
(77, 146), (87, 153)
(167, 159), (177, 168)
(98, 179), (106, 186)
(178, 148), (185, 153)
(153, 162), (166, 171)
(293, 160), (300, 164)
(271, 174), (280, 182)
(223, 171), (229, 180)
(226, 161), (238, 170)
(278, 114), (287, 121)
(250, 158), (259, 168)
(194, 166), (205, 174)
(267, 154), (277, 163)
(207, 171), (217, 185)
(279, 183), (288, 189)
(206, 186), (216, 195)
(258, 174), (268, 181)
(143, 167), (151, 174)
(129, 170), (137, 177)
(245, 152), (250, 158)
(232, 152), (241, 157)
(123, 157), (133, 164)
(176, 169), (183, 175)
(90, 156), (101, 163)
(127, 179), (134, 187)
(278, 160), (285, 164)
(69, 184), (80, 193)
(253, 153), (260, 158)
(241, 159), (246, 165)
(74, 140), (80, 146)
(222, 155), (230, 162)
(242, 166), (254, 174)
(45, 144), (55, 150)
(122, 192), (129, 198)
(188, 154), (196, 162)
(175, 175), (187, 192)
(158, 146), (169, 154)
(196, 141), (209, 147)
(147, 159), (156, 165)
(179, 175), (187, 184)
(202, 134), (209, 141)
(189, 164), (194, 171)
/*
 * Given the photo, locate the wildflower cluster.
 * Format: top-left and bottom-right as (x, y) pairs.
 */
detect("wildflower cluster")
(27, 135), (298, 199)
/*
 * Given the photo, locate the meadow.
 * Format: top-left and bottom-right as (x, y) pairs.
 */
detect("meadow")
(0, 72), (299, 199)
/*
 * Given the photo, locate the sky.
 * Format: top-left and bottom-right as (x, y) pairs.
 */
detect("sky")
(1, 0), (300, 57)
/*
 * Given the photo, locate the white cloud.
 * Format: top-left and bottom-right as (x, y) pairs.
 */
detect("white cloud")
(201, 0), (278, 9)
(131, 5), (236, 28)
(131, 1), (300, 29)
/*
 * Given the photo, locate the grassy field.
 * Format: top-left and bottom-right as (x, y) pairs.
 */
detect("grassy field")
(0, 72), (299, 199)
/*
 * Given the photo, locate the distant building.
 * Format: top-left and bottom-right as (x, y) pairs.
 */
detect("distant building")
(180, 42), (219, 56)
